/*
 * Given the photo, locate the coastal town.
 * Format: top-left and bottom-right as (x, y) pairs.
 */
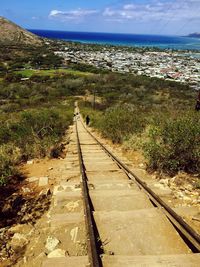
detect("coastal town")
(55, 43), (200, 87)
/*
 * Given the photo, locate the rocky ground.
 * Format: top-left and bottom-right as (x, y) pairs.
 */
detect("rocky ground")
(0, 124), (199, 266)
(0, 174), (51, 266)
(0, 128), (71, 266)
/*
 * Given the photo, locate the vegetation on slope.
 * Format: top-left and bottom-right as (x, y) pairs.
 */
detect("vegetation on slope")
(143, 114), (200, 174)
(0, 33), (199, 182)
(79, 72), (199, 176)
(0, 72), (89, 184)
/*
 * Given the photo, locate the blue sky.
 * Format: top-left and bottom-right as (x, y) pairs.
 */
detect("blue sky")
(0, 0), (200, 35)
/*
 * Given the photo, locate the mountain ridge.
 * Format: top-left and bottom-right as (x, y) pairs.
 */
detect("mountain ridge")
(187, 32), (200, 38)
(0, 16), (43, 46)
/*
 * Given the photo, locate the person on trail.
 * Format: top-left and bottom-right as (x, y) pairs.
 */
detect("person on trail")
(86, 115), (90, 126)
(73, 113), (76, 122)
(195, 90), (200, 111)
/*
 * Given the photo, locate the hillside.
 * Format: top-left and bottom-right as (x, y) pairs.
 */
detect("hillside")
(0, 16), (43, 46)
(0, 17), (62, 71)
(187, 32), (200, 38)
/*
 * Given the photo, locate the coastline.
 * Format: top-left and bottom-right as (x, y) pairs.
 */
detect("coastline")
(29, 29), (200, 52)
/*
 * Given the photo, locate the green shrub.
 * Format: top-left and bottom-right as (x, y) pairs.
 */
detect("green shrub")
(13, 107), (73, 158)
(95, 104), (146, 143)
(143, 112), (200, 175)
(0, 104), (73, 184)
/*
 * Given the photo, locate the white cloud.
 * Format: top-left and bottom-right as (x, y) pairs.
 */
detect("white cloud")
(102, 0), (200, 23)
(48, 1), (200, 33)
(49, 8), (98, 22)
(123, 4), (136, 11)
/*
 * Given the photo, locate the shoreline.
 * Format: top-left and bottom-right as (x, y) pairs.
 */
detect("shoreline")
(51, 39), (200, 86)
(29, 29), (200, 52)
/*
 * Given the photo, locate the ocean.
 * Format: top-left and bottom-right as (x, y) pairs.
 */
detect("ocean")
(29, 29), (200, 51)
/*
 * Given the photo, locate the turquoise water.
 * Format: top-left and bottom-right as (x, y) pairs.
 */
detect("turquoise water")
(30, 29), (200, 51)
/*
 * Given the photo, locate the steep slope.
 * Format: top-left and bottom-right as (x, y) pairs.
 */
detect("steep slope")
(0, 16), (43, 46)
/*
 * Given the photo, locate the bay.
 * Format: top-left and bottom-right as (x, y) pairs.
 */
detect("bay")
(29, 29), (200, 51)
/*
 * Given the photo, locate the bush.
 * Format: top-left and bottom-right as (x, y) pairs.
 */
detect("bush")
(1, 103), (20, 113)
(95, 104), (146, 143)
(143, 112), (200, 175)
(4, 73), (23, 82)
(0, 144), (21, 185)
(0, 104), (73, 184)
(11, 107), (73, 158)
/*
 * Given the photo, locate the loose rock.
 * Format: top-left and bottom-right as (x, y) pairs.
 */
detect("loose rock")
(8, 224), (33, 235)
(39, 177), (49, 187)
(27, 177), (38, 183)
(47, 249), (66, 258)
(10, 233), (28, 252)
(22, 187), (31, 193)
(27, 160), (34, 165)
(45, 236), (60, 252)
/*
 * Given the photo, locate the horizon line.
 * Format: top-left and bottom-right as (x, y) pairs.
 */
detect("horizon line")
(28, 28), (185, 38)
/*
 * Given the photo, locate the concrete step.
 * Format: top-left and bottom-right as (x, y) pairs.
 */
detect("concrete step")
(50, 213), (84, 227)
(54, 190), (81, 200)
(43, 213), (86, 258)
(94, 209), (191, 255)
(80, 145), (102, 150)
(90, 191), (152, 211)
(86, 170), (128, 182)
(82, 155), (111, 160)
(88, 181), (140, 191)
(42, 256), (89, 267)
(84, 162), (119, 172)
(52, 193), (83, 214)
(102, 254), (200, 267)
(53, 183), (81, 195)
(60, 171), (80, 182)
(51, 183), (83, 214)
(83, 157), (115, 163)
(80, 141), (98, 145)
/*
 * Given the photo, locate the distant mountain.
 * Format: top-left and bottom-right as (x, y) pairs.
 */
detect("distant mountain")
(187, 32), (200, 38)
(0, 16), (43, 46)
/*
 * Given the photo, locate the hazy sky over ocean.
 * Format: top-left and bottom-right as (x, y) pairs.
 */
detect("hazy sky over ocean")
(0, 0), (200, 35)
